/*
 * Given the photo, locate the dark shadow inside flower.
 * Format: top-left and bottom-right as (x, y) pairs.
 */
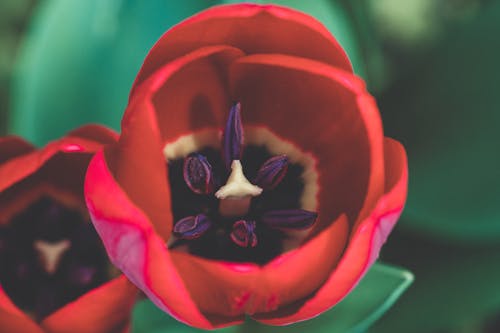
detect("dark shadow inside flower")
(166, 103), (318, 264)
(0, 171), (115, 322)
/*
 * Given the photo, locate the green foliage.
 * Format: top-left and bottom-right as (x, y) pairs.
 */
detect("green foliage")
(381, 1), (500, 241)
(372, 230), (500, 332)
(10, 0), (218, 145)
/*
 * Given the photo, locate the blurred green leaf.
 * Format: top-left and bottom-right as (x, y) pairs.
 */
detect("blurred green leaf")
(131, 300), (239, 333)
(10, 0), (217, 146)
(381, 1), (500, 241)
(372, 229), (500, 333)
(131, 262), (413, 333)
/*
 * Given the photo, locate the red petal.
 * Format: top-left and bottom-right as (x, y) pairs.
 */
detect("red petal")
(0, 136), (34, 164)
(170, 252), (257, 317)
(40, 276), (136, 333)
(104, 99), (173, 239)
(131, 4), (352, 95)
(0, 287), (44, 333)
(0, 125), (117, 193)
(85, 151), (217, 329)
(254, 137), (408, 325)
(258, 215), (349, 310)
(130, 45), (244, 144)
(67, 124), (119, 144)
(108, 46), (244, 239)
(230, 54), (385, 233)
(170, 215), (348, 318)
(0, 126), (118, 222)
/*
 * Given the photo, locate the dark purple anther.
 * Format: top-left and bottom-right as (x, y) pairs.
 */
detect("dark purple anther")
(222, 103), (244, 169)
(183, 154), (215, 194)
(254, 155), (289, 190)
(69, 266), (96, 286)
(261, 209), (317, 230)
(173, 214), (212, 240)
(230, 220), (258, 248)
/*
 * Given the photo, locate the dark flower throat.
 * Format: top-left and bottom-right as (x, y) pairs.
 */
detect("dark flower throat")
(167, 103), (317, 264)
(0, 196), (111, 321)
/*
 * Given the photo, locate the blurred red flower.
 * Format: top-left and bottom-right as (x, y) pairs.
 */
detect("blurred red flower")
(0, 126), (137, 333)
(84, 4), (408, 329)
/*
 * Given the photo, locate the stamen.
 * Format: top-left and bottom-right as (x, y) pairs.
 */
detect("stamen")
(215, 160), (262, 217)
(183, 154), (215, 194)
(261, 209), (318, 230)
(230, 220), (258, 248)
(173, 214), (212, 239)
(254, 155), (289, 190)
(69, 266), (97, 286)
(33, 239), (71, 275)
(222, 103), (243, 169)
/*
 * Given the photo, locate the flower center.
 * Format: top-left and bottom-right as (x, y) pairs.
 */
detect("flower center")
(0, 196), (112, 321)
(166, 103), (318, 264)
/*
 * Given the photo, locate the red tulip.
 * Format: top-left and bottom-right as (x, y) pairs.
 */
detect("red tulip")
(84, 4), (408, 329)
(0, 125), (137, 333)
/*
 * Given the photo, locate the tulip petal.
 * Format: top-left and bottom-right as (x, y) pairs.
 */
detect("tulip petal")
(0, 125), (118, 193)
(0, 136), (34, 164)
(257, 215), (349, 310)
(253, 137), (407, 325)
(85, 151), (220, 329)
(67, 124), (119, 145)
(0, 287), (44, 333)
(169, 215), (348, 318)
(131, 4), (352, 95)
(40, 276), (137, 333)
(230, 54), (385, 233)
(0, 126), (119, 222)
(107, 95), (173, 239)
(113, 46), (245, 239)
(131, 45), (244, 145)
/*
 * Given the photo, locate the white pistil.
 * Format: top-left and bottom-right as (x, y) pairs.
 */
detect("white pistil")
(215, 160), (262, 217)
(34, 239), (71, 275)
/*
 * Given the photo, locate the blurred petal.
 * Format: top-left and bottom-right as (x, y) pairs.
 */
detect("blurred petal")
(0, 125), (117, 192)
(0, 287), (44, 333)
(0, 136), (34, 164)
(41, 276), (137, 333)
